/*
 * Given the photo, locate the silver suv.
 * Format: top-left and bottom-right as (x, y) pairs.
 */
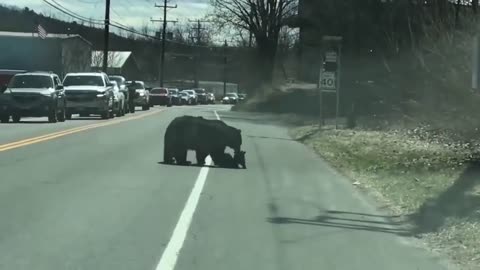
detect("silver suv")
(63, 72), (115, 119)
(0, 71), (67, 123)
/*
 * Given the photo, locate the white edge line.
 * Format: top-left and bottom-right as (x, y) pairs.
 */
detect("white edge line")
(154, 110), (220, 270)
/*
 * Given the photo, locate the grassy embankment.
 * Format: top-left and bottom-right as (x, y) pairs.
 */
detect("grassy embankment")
(234, 86), (480, 269)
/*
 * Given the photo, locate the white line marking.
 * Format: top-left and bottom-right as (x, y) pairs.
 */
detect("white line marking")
(154, 110), (220, 270)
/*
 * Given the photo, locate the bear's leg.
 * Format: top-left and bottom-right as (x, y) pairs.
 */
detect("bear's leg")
(163, 143), (174, 164)
(196, 151), (207, 166)
(176, 149), (189, 165)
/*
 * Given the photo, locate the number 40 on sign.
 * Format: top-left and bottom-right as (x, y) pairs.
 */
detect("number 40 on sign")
(320, 72), (336, 90)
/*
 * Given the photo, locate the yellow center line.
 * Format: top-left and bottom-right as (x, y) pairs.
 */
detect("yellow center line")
(0, 109), (165, 152)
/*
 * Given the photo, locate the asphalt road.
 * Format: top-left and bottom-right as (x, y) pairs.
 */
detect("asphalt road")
(0, 105), (456, 270)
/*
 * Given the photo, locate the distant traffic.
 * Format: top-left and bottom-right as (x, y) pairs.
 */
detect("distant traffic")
(0, 70), (246, 123)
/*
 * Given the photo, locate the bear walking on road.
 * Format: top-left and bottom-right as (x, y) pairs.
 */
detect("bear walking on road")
(163, 115), (245, 168)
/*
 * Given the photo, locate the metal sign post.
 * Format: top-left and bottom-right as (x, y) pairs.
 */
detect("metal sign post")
(319, 36), (342, 129)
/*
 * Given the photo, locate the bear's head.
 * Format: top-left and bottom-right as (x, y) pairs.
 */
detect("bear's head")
(234, 150), (247, 169)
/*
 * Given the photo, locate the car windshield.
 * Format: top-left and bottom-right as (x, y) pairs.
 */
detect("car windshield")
(151, 88), (168, 94)
(128, 82), (144, 89)
(8, 75), (53, 89)
(63, 75), (104, 87)
(227, 93), (237, 97)
(194, 89), (205, 94)
(109, 77), (125, 85)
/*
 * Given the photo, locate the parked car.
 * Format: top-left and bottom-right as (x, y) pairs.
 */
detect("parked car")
(109, 75), (129, 114)
(182, 90), (198, 105)
(193, 88), (208, 104)
(168, 88), (180, 105)
(63, 72), (115, 119)
(0, 71), (67, 123)
(206, 92), (216, 104)
(111, 81), (125, 117)
(149, 87), (172, 107)
(126, 81), (150, 111)
(178, 91), (190, 105)
(222, 93), (239, 104)
(0, 69), (26, 93)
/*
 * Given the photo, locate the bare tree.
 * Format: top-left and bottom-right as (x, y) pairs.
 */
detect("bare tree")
(91, 51), (121, 70)
(212, 0), (298, 86)
(141, 22), (151, 39)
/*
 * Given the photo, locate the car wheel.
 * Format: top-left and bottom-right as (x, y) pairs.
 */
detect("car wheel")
(57, 108), (66, 122)
(116, 108), (122, 117)
(48, 110), (58, 123)
(109, 110), (115, 119)
(0, 116), (9, 123)
(101, 110), (109, 119)
(142, 105), (149, 111)
(12, 114), (21, 123)
(66, 113), (72, 120)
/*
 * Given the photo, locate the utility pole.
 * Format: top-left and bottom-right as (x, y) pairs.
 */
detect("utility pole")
(154, 0), (177, 87)
(223, 40), (228, 97)
(150, 17), (177, 87)
(188, 19), (211, 45)
(188, 19), (211, 88)
(102, 0), (111, 73)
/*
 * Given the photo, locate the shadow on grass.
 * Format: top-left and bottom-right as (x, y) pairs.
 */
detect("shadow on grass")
(410, 161), (480, 234)
(267, 210), (411, 237)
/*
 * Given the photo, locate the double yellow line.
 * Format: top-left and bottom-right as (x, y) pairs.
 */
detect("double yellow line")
(0, 109), (164, 152)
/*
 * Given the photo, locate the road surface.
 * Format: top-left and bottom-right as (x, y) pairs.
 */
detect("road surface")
(0, 105), (456, 270)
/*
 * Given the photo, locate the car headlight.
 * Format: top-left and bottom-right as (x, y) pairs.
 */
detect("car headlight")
(139, 93), (145, 97)
(97, 94), (106, 98)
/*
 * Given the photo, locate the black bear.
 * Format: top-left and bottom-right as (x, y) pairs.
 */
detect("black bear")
(210, 150), (247, 169)
(163, 116), (243, 166)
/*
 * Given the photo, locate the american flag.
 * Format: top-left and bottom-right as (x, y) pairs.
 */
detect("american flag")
(37, 24), (47, 39)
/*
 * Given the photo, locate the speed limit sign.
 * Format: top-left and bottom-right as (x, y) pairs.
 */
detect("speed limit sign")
(320, 72), (336, 90)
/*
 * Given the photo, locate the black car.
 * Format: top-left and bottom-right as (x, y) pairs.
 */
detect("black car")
(238, 93), (247, 102)
(193, 88), (208, 104)
(0, 72), (67, 123)
(149, 87), (172, 106)
(168, 88), (180, 105)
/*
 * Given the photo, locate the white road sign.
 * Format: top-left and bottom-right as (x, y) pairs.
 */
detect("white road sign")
(321, 72), (336, 90)
(325, 51), (338, 62)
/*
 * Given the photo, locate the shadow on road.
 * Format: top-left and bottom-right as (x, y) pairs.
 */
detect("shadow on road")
(410, 160), (480, 234)
(267, 210), (411, 237)
(246, 135), (295, 141)
(9, 121), (51, 124)
(69, 117), (103, 121)
(157, 161), (242, 170)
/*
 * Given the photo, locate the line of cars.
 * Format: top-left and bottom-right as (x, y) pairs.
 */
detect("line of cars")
(148, 87), (216, 107)
(0, 70), (226, 124)
(0, 71), (158, 123)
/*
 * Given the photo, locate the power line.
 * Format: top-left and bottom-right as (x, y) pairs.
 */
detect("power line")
(43, 0), (224, 48)
(43, 0), (103, 26)
(49, 0), (103, 22)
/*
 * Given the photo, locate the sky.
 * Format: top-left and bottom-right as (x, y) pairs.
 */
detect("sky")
(4, 0), (212, 31)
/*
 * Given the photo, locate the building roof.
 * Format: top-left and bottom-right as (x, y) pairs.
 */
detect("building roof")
(0, 31), (93, 46)
(91, 51), (133, 69)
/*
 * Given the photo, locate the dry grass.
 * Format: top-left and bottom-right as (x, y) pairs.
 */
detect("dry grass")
(291, 126), (480, 269)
